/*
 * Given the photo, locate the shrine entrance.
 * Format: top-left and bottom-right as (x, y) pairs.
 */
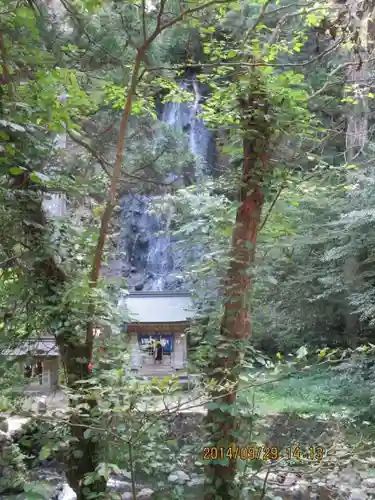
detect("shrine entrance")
(121, 291), (195, 375)
(138, 334), (173, 367)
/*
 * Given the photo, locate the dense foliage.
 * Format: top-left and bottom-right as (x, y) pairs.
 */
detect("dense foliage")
(1, 0), (375, 499)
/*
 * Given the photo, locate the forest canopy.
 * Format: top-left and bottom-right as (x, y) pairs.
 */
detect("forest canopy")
(1, 0), (375, 499)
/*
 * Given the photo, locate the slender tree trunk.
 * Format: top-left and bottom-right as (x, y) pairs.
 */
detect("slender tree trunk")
(204, 76), (270, 500)
(0, 31), (13, 99)
(65, 51), (142, 500)
(343, 0), (371, 347)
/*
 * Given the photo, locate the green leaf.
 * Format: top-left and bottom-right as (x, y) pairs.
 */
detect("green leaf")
(108, 463), (122, 475)
(39, 446), (51, 461)
(83, 473), (96, 485)
(24, 482), (52, 499)
(9, 167), (26, 175)
(30, 172), (43, 183)
(97, 462), (109, 480)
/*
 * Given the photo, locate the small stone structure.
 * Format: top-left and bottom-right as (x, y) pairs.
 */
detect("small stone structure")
(1, 338), (60, 393)
(119, 291), (194, 377)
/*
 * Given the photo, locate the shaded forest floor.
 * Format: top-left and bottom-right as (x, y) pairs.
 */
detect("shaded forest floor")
(238, 364), (375, 462)
(5, 364), (375, 500)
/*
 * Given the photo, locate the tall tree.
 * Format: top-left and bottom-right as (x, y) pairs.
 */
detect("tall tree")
(204, 68), (270, 499)
(199, 2), (340, 497)
(342, 0), (374, 345)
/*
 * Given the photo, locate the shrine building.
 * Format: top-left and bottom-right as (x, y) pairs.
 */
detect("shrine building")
(120, 291), (195, 377)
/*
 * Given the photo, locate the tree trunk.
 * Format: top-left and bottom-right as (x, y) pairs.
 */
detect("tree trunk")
(343, 0), (371, 347)
(56, 335), (106, 499)
(204, 80), (270, 500)
(13, 190), (106, 500)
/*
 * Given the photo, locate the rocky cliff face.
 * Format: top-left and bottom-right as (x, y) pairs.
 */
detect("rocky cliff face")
(118, 195), (183, 291)
(114, 78), (215, 292)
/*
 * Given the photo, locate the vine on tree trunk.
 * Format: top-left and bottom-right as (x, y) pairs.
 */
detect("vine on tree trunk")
(204, 71), (271, 500)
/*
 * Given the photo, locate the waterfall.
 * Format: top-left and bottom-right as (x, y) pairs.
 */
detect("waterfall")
(118, 78), (214, 292)
(119, 195), (183, 292)
(43, 193), (67, 217)
(42, 94), (68, 218)
(40, 171), (67, 218)
(145, 202), (173, 291)
(161, 79), (213, 180)
(190, 79), (212, 183)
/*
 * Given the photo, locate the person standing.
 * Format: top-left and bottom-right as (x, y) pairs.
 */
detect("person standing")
(154, 341), (163, 364)
(35, 361), (43, 385)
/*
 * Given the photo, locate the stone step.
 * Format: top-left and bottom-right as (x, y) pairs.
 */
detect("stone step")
(140, 365), (173, 369)
(138, 367), (187, 378)
(140, 365), (173, 370)
(139, 370), (175, 376)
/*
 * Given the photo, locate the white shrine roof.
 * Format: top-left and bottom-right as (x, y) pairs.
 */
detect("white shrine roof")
(119, 291), (195, 324)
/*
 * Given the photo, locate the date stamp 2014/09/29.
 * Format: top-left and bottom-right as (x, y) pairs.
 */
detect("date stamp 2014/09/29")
(203, 446), (326, 461)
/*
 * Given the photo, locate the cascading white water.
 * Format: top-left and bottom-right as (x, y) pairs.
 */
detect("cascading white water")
(43, 193), (67, 217)
(145, 202), (174, 291)
(42, 93), (68, 218)
(161, 79), (212, 181)
(119, 195), (178, 292)
(190, 79), (211, 184)
(119, 78), (214, 292)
